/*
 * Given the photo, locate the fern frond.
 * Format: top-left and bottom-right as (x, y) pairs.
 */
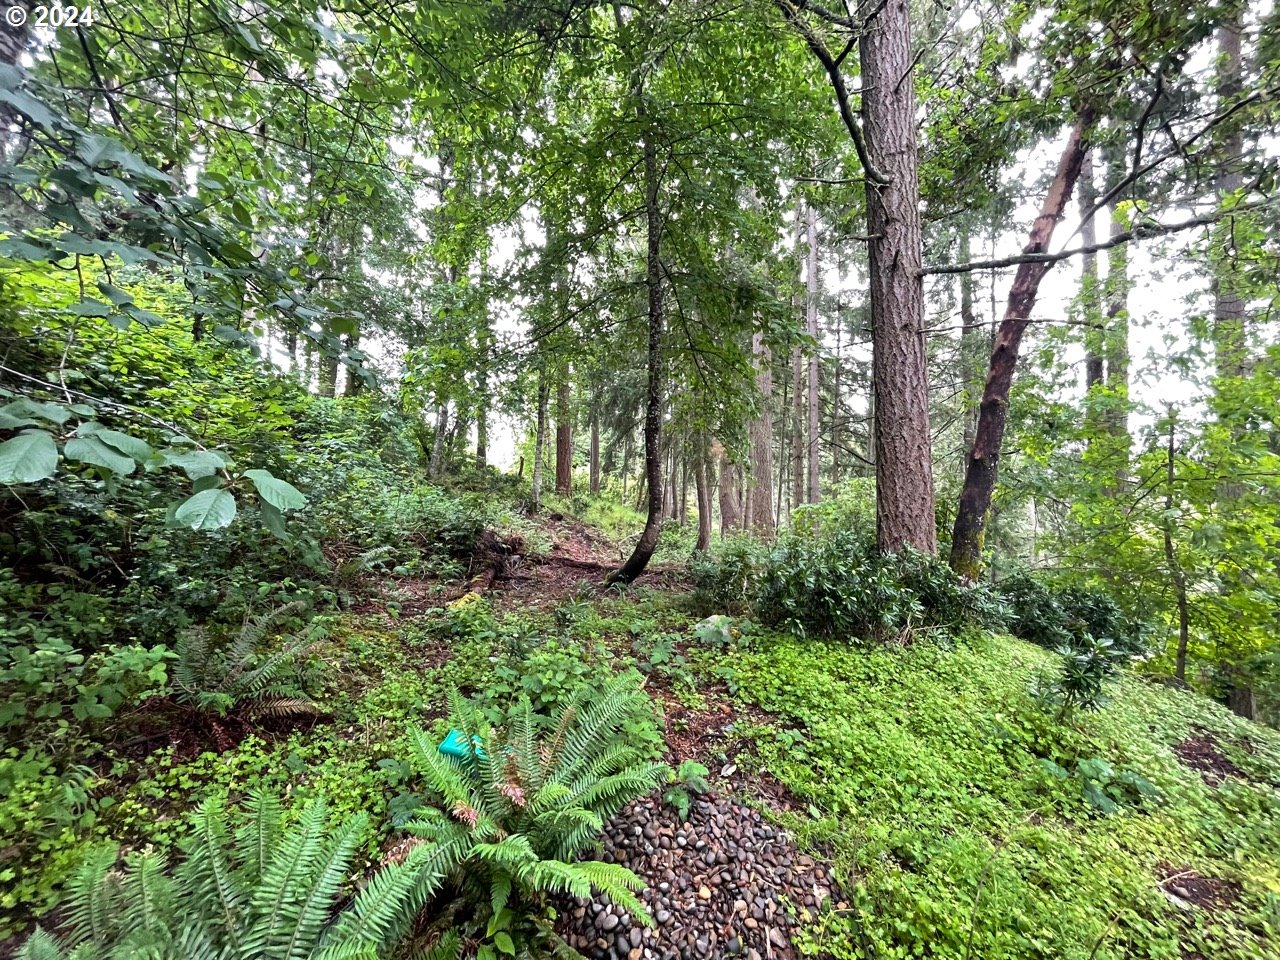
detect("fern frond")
(317, 835), (459, 958)
(571, 861), (652, 926)
(243, 697), (323, 721)
(243, 799), (330, 957)
(411, 929), (461, 960)
(407, 727), (477, 817)
(276, 813), (366, 960)
(61, 844), (120, 947)
(115, 850), (177, 947)
(236, 790), (284, 883)
(15, 929), (66, 960)
(176, 797), (243, 950)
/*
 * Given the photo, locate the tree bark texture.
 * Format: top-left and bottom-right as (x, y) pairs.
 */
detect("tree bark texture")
(715, 441), (742, 536)
(589, 398), (601, 494)
(958, 229), (983, 466)
(1104, 140), (1131, 444)
(1079, 149), (1104, 393)
(611, 127), (665, 583)
(694, 435), (712, 553)
(531, 370), (549, 511)
(748, 331), (776, 538)
(950, 116), (1093, 580)
(555, 378), (572, 496)
(789, 348), (804, 516)
(806, 203), (821, 504)
(860, 0), (936, 554)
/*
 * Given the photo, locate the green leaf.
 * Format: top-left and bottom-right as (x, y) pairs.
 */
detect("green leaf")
(174, 489), (237, 530)
(244, 469), (306, 511)
(162, 449), (225, 479)
(65, 436), (137, 475)
(95, 428), (152, 462)
(493, 932), (515, 955)
(260, 500), (288, 538)
(0, 430), (58, 483)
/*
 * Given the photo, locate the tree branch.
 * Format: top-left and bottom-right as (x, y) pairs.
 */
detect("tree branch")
(921, 198), (1278, 275)
(775, 0), (889, 185)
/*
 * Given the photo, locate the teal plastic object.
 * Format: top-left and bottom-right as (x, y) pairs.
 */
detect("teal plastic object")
(439, 729), (487, 761)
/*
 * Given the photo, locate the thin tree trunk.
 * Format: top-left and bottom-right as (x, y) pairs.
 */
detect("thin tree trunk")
(806, 203), (821, 504)
(555, 377), (572, 496)
(1104, 138), (1131, 448)
(429, 404), (449, 479)
(1164, 414), (1191, 685)
(694, 436), (712, 553)
(950, 115), (1094, 580)
(788, 348), (803, 518)
(958, 229), (982, 465)
(532, 370), (549, 512)
(861, 0), (936, 554)
(831, 304), (842, 485)
(589, 395), (601, 494)
(343, 331), (363, 396)
(611, 122), (665, 583)
(1079, 149), (1104, 395)
(748, 331), (776, 538)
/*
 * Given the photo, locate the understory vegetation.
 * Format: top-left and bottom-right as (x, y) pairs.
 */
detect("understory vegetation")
(3, 1), (1280, 958)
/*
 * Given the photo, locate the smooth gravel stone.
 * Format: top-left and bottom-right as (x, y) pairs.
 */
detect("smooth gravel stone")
(694, 940), (709, 956)
(656, 910), (671, 924)
(601, 913), (620, 932)
(617, 934), (631, 954)
(726, 938), (742, 955)
(630, 928), (643, 948)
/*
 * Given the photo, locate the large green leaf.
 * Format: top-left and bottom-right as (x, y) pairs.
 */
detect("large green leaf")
(96, 428), (153, 462)
(65, 436), (137, 475)
(0, 430), (58, 483)
(174, 488), (237, 530)
(244, 469), (306, 511)
(163, 449), (226, 479)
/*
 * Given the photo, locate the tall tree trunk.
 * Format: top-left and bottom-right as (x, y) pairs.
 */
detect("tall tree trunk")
(831, 303), (842, 485)
(1213, 12), (1254, 720)
(789, 349), (803, 517)
(1079, 149), (1104, 394)
(958, 229), (983, 465)
(950, 115), (1093, 580)
(678, 453), (689, 526)
(285, 327), (299, 377)
(589, 395), (601, 494)
(555, 377), (573, 496)
(715, 442), (742, 536)
(532, 370), (549, 512)
(1103, 138), (1131, 446)
(694, 436), (712, 553)
(748, 331), (776, 538)
(806, 202), (821, 504)
(611, 124), (665, 583)
(476, 294), (492, 469)
(861, 0), (936, 554)
(1164, 414), (1191, 685)
(429, 404), (449, 479)
(343, 331), (363, 396)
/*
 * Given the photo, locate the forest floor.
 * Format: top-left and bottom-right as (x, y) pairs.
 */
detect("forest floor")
(7, 509), (1280, 960)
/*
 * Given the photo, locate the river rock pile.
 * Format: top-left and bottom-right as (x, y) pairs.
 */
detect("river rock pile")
(556, 793), (841, 960)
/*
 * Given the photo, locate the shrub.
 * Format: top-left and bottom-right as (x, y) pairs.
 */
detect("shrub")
(755, 531), (1000, 641)
(397, 675), (668, 957)
(689, 536), (764, 616)
(998, 574), (1148, 661)
(17, 792), (446, 960)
